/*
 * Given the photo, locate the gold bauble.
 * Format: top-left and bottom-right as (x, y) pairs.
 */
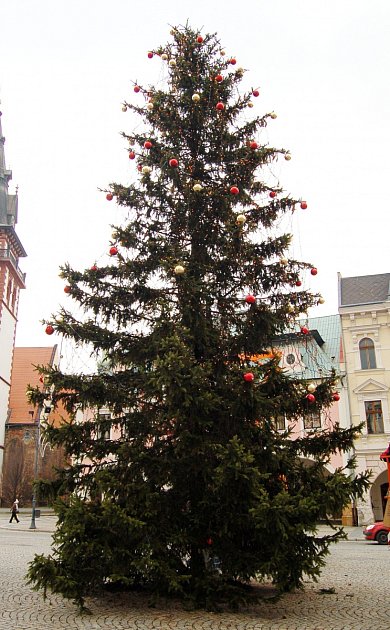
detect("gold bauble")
(142, 166), (151, 174)
(161, 53), (168, 61)
(280, 257), (288, 266)
(307, 383), (316, 393)
(174, 265), (185, 274)
(193, 183), (203, 192)
(247, 101), (254, 108)
(236, 214), (246, 224)
(284, 153), (291, 161)
(270, 112), (277, 119)
(122, 106), (127, 112)
(146, 103), (154, 111)
(319, 297), (325, 304)
(169, 59), (177, 67)
(192, 93), (201, 102)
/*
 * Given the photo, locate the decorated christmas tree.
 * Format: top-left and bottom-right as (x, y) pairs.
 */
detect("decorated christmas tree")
(27, 24), (369, 610)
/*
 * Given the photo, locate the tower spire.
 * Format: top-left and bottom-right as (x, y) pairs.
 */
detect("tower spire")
(0, 110), (15, 226)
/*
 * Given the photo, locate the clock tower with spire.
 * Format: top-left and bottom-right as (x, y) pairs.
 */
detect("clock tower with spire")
(0, 110), (26, 481)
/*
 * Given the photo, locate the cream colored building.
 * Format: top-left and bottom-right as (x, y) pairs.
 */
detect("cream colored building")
(339, 272), (390, 525)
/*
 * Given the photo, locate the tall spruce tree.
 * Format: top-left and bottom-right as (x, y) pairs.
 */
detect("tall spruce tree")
(28, 24), (369, 609)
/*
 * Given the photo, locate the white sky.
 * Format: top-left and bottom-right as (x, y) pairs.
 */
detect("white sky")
(1, 0), (389, 353)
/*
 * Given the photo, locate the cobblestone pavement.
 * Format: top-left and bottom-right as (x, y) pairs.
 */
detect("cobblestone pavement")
(0, 514), (387, 630)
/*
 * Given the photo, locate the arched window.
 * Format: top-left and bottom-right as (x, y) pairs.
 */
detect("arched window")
(359, 337), (376, 369)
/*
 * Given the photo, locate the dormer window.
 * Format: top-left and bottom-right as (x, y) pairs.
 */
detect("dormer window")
(359, 337), (376, 369)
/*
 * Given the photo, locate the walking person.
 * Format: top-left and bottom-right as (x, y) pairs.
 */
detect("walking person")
(9, 499), (20, 523)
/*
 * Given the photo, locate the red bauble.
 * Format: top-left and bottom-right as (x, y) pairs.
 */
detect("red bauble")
(243, 372), (255, 382)
(269, 191), (277, 199)
(332, 392), (340, 402)
(147, 52), (153, 59)
(39, 376), (44, 383)
(206, 537), (213, 545)
(216, 102), (225, 111)
(64, 286), (71, 294)
(197, 36), (204, 43)
(169, 158), (178, 168)
(109, 246), (118, 256)
(129, 151), (135, 160)
(134, 85), (140, 93)
(249, 141), (258, 150)
(295, 280), (302, 287)
(229, 58), (237, 65)
(106, 193), (113, 201)
(310, 268), (318, 276)
(215, 74), (223, 82)
(90, 265), (98, 271)
(306, 393), (316, 403)
(137, 164), (143, 172)
(252, 89), (260, 97)
(230, 186), (239, 195)
(301, 326), (309, 335)
(300, 201), (307, 209)
(245, 294), (256, 304)
(144, 141), (152, 149)
(45, 325), (54, 336)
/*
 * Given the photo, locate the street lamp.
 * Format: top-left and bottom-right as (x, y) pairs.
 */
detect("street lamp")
(29, 401), (52, 530)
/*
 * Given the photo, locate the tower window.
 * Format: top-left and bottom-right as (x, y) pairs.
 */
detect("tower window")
(359, 337), (376, 369)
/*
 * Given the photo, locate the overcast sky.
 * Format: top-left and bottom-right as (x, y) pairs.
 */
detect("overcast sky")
(1, 0), (389, 363)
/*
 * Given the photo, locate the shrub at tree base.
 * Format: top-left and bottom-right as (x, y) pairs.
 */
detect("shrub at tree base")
(27, 24), (370, 610)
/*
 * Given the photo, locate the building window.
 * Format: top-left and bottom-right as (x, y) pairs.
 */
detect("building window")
(303, 412), (321, 430)
(96, 413), (111, 440)
(272, 415), (286, 431)
(365, 400), (384, 434)
(359, 337), (376, 370)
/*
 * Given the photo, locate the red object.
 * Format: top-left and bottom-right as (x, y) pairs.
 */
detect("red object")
(215, 74), (223, 82)
(230, 186), (239, 195)
(269, 191), (277, 199)
(147, 52), (153, 59)
(169, 158), (179, 168)
(229, 58), (237, 65)
(106, 193), (113, 201)
(252, 89), (260, 97)
(332, 392), (340, 402)
(216, 102), (225, 111)
(109, 246), (118, 256)
(144, 141), (152, 149)
(380, 444), (390, 460)
(306, 393), (316, 403)
(39, 376), (44, 383)
(197, 36), (204, 43)
(134, 85), (140, 93)
(249, 141), (258, 149)
(243, 372), (255, 382)
(245, 294), (256, 304)
(129, 151), (135, 160)
(45, 325), (54, 336)
(137, 165), (143, 172)
(64, 286), (71, 294)
(295, 280), (302, 287)
(300, 201), (308, 209)
(311, 268), (318, 276)
(363, 522), (390, 544)
(206, 537), (213, 545)
(300, 326), (309, 335)
(90, 265), (98, 271)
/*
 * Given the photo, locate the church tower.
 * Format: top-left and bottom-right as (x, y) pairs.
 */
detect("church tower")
(0, 110), (26, 480)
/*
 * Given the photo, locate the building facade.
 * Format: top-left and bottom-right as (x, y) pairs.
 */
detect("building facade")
(0, 111), (26, 486)
(339, 272), (390, 525)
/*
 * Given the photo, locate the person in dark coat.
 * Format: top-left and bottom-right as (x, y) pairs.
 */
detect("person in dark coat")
(9, 499), (20, 523)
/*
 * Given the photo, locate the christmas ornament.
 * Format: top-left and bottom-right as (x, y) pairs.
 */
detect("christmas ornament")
(216, 102), (225, 111)
(64, 286), (71, 294)
(215, 74), (223, 82)
(161, 53), (168, 60)
(192, 93), (200, 102)
(230, 186), (239, 195)
(236, 214), (246, 224)
(193, 183), (203, 192)
(318, 297), (325, 304)
(45, 325), (54, 335)
(252, 89), (260, 97)
(307, 383), (316, 393)
(147, 52), (153, 58)
(220, 50), (226, 56)
(306, 393), (316, 403)
(90, 265), (98, 271)
(270, 112), (277, 119)
(142, 166), (151, 174)
(144, 141), (152, 149)
(243, 372), (254, 382)
(269, 191), (277, 198)
(332, 392), (340, 402)
(109, 246), (118, 256)
(245, 294), (256, 304)
(300, 326), (309, 335)
(229, 58), (237, 65)
(137, 164), (143, 172)
(106, 193), (113, 201)
(169, 158), (179, 168)
(295, 280), (302, 287)
(300, 201), (307, 209)
(310, 268), (318, 276)
(249, 141), (258, 150)
(134, 85), (140, 93)
(129, 151), (135, 160)
(146, 103), (154, 111)
(39, 376), (44, 384)
(247, 102), (254, 108)
(169, 59), (176, 67)
(122, 106), (127, 112)
(280, 257), (288, 266)
(284, 153), (291, 161)
(197, 36), (204, 43)
(174, 264), (185, 274)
